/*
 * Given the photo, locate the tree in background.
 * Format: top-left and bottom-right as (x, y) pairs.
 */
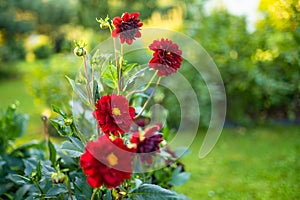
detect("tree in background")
(178, 0), (300, 126)
(252, 0), (300, 120)
(0, 0), (76, 63)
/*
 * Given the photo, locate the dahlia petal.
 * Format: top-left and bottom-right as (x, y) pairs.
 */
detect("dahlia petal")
(135, 31), (141, 38)
(113, 17), (123, 25)
(87, 175), (103, 188)
(120, 37), (126, 44)
(131, 12), (140, 18)
(122, 12), (129, 20)
(112, 29), (119, 38)
(126, 38), (133, 45)
(103, 173), (117, 186)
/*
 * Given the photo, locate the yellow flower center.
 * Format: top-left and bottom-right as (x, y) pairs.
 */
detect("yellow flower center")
(107, 152), (118, 166)
(112, 107), (121, 116)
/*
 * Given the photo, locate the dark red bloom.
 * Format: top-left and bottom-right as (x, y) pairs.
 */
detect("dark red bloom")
(149, 38), (182, 76)
(131, 124), (163, 163)
(93, 94), (135, 136)
(79, 135), (135, 188)
(112, 12), (143, 45)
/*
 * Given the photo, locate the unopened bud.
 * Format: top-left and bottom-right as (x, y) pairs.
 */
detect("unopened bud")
(74, 46), (86, 57)
(96, 16), (110, 29)
(64, 118), (73, 126)
(51, 172), (66, 184)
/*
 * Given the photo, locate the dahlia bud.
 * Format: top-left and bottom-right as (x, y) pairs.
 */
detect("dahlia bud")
(51, 172), (66, 184)
(73, 40), (87, 57)
(64, 118), (73, 126)
(73, 46), (86, 57)
(96, 16), (110, 29)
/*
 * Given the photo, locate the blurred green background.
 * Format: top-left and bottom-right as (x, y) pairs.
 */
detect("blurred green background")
(1, 0), (299, 199)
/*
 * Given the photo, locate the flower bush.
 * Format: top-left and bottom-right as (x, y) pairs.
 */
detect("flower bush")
(1, 12), (191, 200)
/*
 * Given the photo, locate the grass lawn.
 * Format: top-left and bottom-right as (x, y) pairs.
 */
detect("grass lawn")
(1, 76), (300, 199)
(176, 126), (300, 199)
(0, 78), (46, 141)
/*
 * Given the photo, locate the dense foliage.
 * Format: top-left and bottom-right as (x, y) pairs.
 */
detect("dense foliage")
(1, 0), (299, 127)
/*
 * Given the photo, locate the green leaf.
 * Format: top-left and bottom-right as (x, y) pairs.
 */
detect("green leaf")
(15, 185), (31, 200)
(122, 62), (138, 74)
(23, 158), (38, 176)
(123, 67), (147, 91)
(169, 166), (190, 186)
(46, 184), (68, 196)
(104, 190), (112, 200)
(58, 151), (76, 165)
(10, 141), (39, 156)
(73, 174), (92, 198)
(48, 140), (57, 166)
(129, 184), (189, 200)
(50, 119), (71, 136)
(68, 136), (84, 152)
(51, 104), (66, 118)
(60, 141), (83, 157)
(93, 80), (100, 103)
(66, 75), (89, 103)
(102, 63), (118, 89)
(36, 161), (42, 180)
(6, 174), (30, 185)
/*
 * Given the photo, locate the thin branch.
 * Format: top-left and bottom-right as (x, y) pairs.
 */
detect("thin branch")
(134, 76), (162, 119)
(126, 71), (158, 98)
(83, 55), (93, 105)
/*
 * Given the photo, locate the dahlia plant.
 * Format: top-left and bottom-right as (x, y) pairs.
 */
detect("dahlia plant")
(50, 12), (189, 199)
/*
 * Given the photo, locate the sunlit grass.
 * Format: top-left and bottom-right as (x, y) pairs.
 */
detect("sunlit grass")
(176, 126), (300, 199)
(0, 78), (45, 142)
(1, 63), (300, 199)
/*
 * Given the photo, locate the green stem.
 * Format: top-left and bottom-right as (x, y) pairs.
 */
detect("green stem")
(126, 71), (158, 97)
(135, 76), (162, 119)
(41, 115), (50, 160)
(113, 38), (120, 94)
(91, 188), (99, 200)
(65, 177), (74, 200)
(83, 55), (93, 105)
(119, 44), (124, 91)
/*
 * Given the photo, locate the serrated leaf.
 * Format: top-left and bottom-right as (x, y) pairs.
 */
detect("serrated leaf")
(40, 160), (55, 179)
(46, 184), (68, 196)
(58, 151), (76, 165)
(68, 136), (84, 152)
(60, 141), (83, 157)
(129, 184), (188, 200)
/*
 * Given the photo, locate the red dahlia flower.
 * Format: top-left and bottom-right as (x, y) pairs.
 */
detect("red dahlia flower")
(80, 135), (135, 188)
(93, 94), (135, 135)
(149, 38), (182, 76)
(131, 124), (163, 163)
(112, 12), (143, 45)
